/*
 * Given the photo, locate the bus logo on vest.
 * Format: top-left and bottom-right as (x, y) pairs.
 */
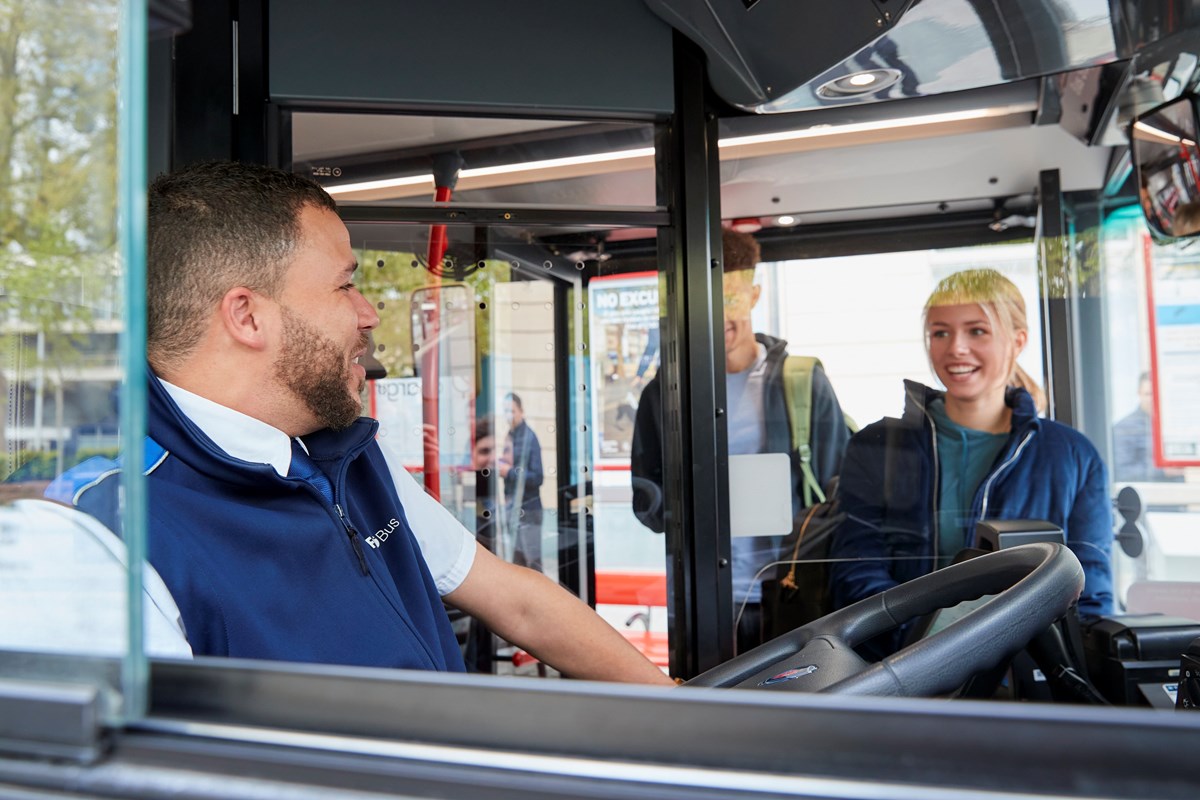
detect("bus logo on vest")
(365, 518), (400, 549)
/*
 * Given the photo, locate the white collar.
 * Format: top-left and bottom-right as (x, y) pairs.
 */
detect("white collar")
(159, 378), (297, 477)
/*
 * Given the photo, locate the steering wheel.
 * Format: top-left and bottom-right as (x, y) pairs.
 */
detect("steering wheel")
(685, 542), (1083, 696)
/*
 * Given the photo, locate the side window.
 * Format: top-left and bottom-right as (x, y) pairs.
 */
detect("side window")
(764, 245), (1043, 426)
(1102, 209), (1200, 621)
(0, 0), (158, 716)
(747, 244), (1052, 652)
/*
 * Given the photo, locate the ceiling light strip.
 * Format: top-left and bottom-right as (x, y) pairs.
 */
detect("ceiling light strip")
(325, 103), (1036, 201)
(459, 147), (656, 179)
(326, 173), (434, 196)
(717, 103), (1037, 149)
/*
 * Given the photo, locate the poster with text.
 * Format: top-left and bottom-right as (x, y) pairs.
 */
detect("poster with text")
(587, 273), (660, 466)
(1145, 238), (1200, 466)
(371, 376), (474, 472)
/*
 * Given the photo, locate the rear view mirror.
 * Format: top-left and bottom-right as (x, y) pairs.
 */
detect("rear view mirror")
(1132, 95), (1200, 238)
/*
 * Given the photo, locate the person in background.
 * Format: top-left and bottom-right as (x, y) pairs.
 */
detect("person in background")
(829, 269), (1113, 654)
(631, 228), (851, 654)
(470, 415), (499, 551)
(1171, 200), (1200, 237)
(472, 416), (497, 473)
(1113, 372), (1185, 483)
(499, 392), (545, 572)
(92, 161), (670, 685)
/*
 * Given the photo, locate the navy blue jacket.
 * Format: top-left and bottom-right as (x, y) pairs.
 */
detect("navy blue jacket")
(830, 381), (1113, 622)
(120, 377), (466, 671)
(503, 421), (544, 512)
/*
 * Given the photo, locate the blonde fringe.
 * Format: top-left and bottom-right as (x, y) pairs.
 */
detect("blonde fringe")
(925, 269), (1047, 415)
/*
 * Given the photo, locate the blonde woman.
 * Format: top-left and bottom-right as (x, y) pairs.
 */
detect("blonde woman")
(829, 269), (1112, 654)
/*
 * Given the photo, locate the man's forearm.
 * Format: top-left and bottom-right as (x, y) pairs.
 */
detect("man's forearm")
(447, 546), (674, 685)
(496, 571), (673, 685)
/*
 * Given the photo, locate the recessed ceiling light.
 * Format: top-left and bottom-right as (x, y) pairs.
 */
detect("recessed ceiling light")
(817, 69), (903, 99)
(776, 215), (796, 226)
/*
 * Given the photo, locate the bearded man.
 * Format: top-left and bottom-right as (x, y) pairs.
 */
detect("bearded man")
(119, 161), (670, 684)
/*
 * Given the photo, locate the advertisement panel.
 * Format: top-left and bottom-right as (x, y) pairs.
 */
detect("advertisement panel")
(587, 273), (660, 466)
(1144, 237), (1200, 467)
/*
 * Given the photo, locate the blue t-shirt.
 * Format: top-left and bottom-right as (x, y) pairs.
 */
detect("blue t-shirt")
(927, 398), (1008, 568)
(727, 344), (775, 603)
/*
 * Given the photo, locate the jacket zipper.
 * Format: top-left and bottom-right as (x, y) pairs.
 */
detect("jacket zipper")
(978, 431), (1035, 522)
(927, 412), (940, 567)
(912, 385), (941, 568)
(335, 502), (370, 576)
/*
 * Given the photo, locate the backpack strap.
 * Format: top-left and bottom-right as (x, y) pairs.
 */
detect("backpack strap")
(780, 502), (823, 589)
(783, 355), (826, 508)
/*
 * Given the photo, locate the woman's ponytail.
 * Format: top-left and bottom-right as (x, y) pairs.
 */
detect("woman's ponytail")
(1010, 363), (1046, 414)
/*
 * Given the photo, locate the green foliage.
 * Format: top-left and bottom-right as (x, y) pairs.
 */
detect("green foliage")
(4, 449), (55, 481)
(2, 1), (121, 479)
(3, 446), (118, 482)
(74, 446), (119, 463)
(0, 0), (121, 355)
(1072, 223), (1103, 297)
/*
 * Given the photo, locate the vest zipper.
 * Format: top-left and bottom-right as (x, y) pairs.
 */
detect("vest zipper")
(334, 503), (370, 576)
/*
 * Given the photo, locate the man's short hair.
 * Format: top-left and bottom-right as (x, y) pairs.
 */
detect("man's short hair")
(505, 392), (523, 410)
(722, 228), (761, 273)
(146, 161), (338, 371)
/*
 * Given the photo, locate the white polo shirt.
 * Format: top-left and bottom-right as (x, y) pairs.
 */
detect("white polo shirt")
(159, 380), (476, 595)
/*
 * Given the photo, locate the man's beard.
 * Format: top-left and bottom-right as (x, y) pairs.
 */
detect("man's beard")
(274, 306), (367, 431)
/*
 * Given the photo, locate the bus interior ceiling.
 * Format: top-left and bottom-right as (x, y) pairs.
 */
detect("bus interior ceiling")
(279, 0), (1182, 254)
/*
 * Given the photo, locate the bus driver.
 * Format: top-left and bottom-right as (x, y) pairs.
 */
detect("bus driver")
(135, 161), (672, 684)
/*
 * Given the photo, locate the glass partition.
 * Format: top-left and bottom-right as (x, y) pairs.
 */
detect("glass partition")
(289, 109), (668, 676)
(673, 207), (1200, 705)
(346, 220), (667, 675)
(678, 239), (1056, 658)
(761, 243), (1044, 426)
(1102, 208), (1200, 633)
(0, 0), (153, 720)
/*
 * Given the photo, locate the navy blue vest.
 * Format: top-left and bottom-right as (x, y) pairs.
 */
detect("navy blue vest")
(73, 377), (465, 671)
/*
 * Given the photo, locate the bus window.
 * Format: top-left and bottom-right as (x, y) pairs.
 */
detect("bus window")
(700, 234), (1066, 663)
(0, 0), (158, 721)
(10, 3), (1200, 798)
(761, 243), (1044, 427)
(1103, 209), (1200, 628)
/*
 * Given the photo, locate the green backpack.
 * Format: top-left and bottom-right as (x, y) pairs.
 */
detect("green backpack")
(762, 356), (857, 640)
(782, 355), (856, 507)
